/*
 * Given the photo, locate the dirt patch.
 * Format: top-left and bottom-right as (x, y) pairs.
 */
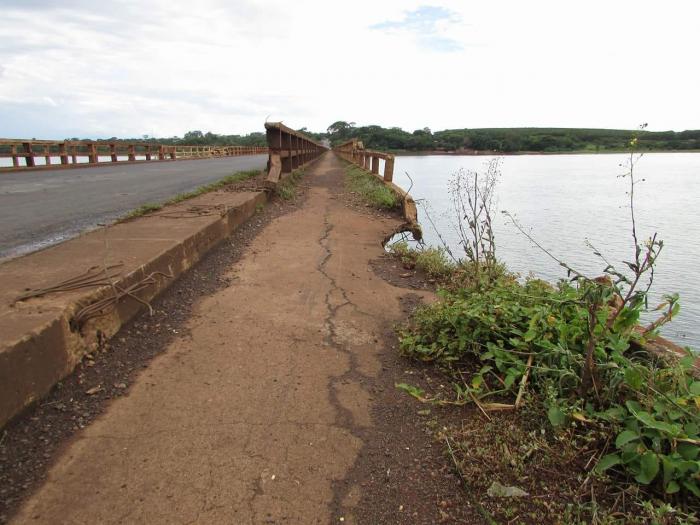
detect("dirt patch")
(331, 319), (483, 524)
(324, 169), (481, 523)
(0, 178), (310, 524)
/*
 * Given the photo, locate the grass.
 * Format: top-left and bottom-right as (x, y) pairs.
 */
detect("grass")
(123, 202), (163, 220)
(121, 169), (260, 220)
(344, 164), (399, 209)
(389, 240), (455, 279)
(274, 168), (305, 200)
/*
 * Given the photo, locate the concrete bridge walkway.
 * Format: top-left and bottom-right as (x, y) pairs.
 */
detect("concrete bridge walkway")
(11, 153), (434, 524)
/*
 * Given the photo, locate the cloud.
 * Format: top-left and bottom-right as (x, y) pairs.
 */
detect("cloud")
(370, 5), (462, 52)
(0, 0), (699, 137)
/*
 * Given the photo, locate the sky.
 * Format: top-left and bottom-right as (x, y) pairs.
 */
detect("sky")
(1, 0), (699, 139)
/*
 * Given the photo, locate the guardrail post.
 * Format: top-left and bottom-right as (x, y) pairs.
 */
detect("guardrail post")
(23, 142), (35, 167)
(44, 145), (51, 165)
(59, 143), (68, 165)
(371, 156), (379, 175)
(88, 143), (98, 164)
(110, 143), (118, 162)
(145, 145), (152, 161)
(71, 145), (78, 164)
(128, 144), (136, 162)
(158, 145), (165, 160)
(282, 131), (291, 173)
(384, 156), (394, 182)
(10, 145), (19, 167)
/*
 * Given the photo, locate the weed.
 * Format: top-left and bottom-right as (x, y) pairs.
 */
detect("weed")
(345, 165), (399, 209)
(122, 202), (163, 219)
(165, 169), (260, 204)
(389, 240), (454, 279)
(120, 169), (260, 220)
(274, 168), (304, 200)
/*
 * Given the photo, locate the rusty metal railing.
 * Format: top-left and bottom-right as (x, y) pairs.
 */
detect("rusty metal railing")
(333, 138), (395, 183)
(333, 138), (421, 240)
(0, 139), (268, 172)
(264, 122), (326, 187)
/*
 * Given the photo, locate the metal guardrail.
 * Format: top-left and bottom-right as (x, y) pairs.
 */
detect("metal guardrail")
(334, 138), (395, 183)
(264, 122), (327, 187)
(333, 138), (421, 240)
(0, 139), (267, 171)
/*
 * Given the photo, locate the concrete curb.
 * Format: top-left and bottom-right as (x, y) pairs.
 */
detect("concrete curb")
(0, 189), (267, 428)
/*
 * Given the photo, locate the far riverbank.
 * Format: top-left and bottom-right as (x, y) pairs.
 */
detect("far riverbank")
(392, 148), (700, 156)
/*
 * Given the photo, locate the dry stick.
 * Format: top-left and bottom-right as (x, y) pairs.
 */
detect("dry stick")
(481, 402), (515, 411)
(515, 354), (534, 408)
(468, 391), (492, 421)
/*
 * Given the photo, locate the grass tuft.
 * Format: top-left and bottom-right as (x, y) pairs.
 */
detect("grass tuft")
(120, 169), (260, 220)
(274, 168), (305, 200)
(345, 165), (399, 209)
(123, 202), (163, 220)
(389, 241), (455, 279)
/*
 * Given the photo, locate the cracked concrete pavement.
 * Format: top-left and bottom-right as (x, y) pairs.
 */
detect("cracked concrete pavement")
(11, 152), (431, 524)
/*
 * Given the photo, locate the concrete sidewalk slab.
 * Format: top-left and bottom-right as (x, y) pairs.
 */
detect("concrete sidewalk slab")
(0, 189), (267, 427)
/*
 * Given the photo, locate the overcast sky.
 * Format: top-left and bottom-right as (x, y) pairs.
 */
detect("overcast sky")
(1, 0), (698, 139)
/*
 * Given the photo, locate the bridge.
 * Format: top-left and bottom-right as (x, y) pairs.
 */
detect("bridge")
(0, 123), (688, 524)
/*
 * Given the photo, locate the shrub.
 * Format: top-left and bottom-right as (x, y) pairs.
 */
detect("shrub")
(399, 272), (699, 501)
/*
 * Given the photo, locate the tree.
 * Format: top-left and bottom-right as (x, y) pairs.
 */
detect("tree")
(326, 121), (356, 139)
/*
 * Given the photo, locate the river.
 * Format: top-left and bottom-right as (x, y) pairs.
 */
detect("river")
(392, 153), (700, 349)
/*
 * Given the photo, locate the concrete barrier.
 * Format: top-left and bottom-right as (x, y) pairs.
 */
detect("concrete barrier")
(0, 188), (267, 428)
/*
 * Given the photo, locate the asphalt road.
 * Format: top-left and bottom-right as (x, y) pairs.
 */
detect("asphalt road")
(0, 155), (267, 261)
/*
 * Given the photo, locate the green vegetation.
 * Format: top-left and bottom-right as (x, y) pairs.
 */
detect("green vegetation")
(165, 169), (260, 204)
(344, 164), (399, 209)
(121, 169), (260, 220)
(71, 130), (268, 147)
(274, 168), (305, 200)
(393, 142), (698, 522)
(398, 256), (698, 521)
(53, 121), (700, 154)
(324, 120), (700, 153)
(390, 241), (455, 279)
(123, 202), (163, 220)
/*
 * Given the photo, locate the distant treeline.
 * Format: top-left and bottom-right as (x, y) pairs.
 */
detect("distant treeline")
(64, 130), (268, 147)
(320, 121), (700, 153)
(70, 124), (700, 153)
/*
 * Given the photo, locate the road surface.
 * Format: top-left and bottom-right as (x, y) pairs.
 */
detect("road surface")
(0, 155), (267, 260)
